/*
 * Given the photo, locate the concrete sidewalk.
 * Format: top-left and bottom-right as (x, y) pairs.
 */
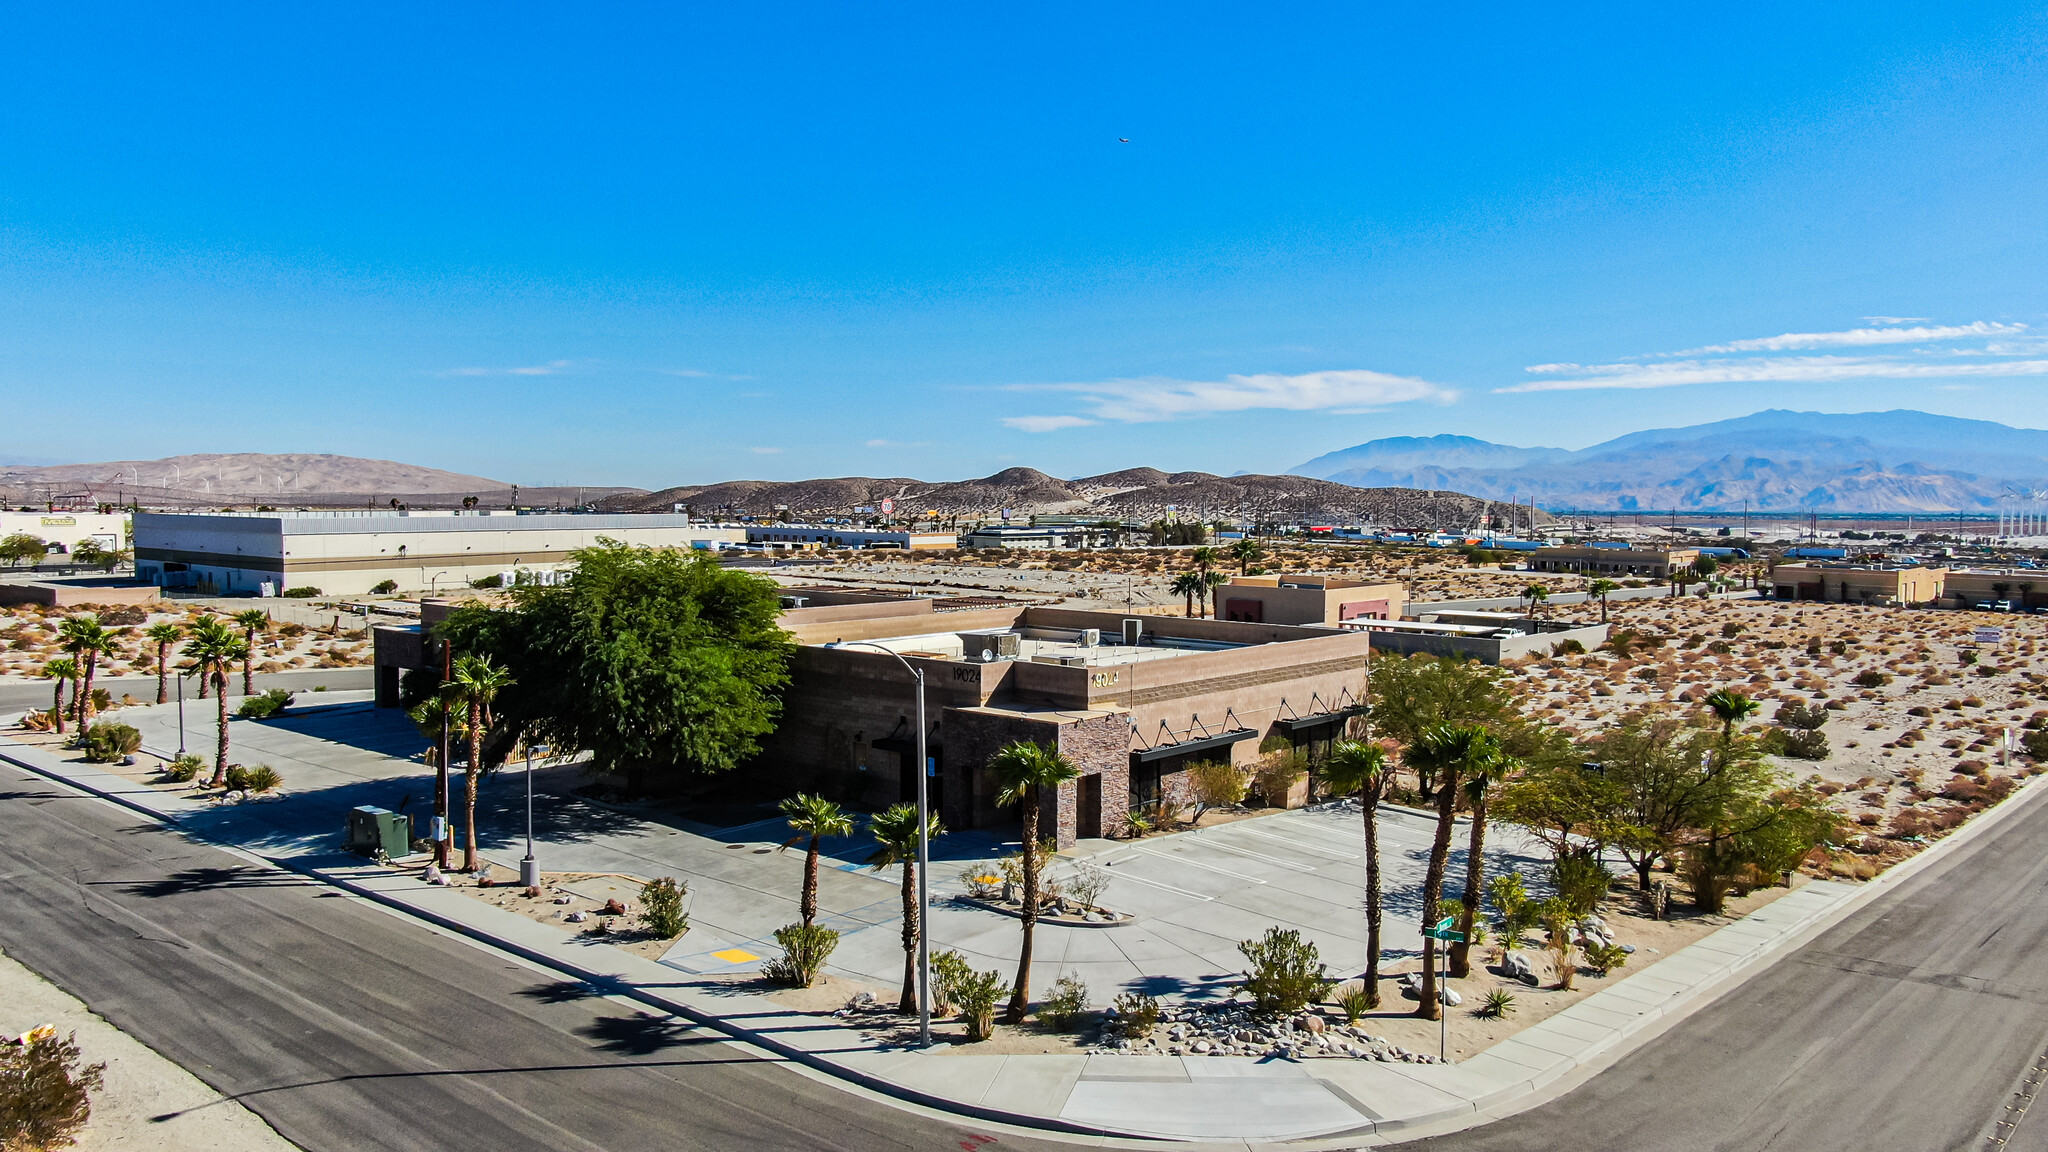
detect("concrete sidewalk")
(4, 728), (2005, 1145)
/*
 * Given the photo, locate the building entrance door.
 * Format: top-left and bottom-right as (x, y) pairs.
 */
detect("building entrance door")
(1077, 774), (1103, 838)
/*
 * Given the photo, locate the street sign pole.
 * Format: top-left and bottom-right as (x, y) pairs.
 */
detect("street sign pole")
(1422, 916), (1465, 1062)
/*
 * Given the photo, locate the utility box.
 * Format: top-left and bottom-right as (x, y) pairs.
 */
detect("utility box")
(347, 806), (413, 858)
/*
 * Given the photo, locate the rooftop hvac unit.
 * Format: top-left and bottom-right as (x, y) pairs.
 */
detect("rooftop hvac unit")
(1080, 628), (1100, 647)
(996, 632), (1021, 659)
(1121, 618), (1144, 646)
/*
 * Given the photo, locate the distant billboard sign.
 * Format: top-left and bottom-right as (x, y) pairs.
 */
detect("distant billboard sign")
(1974, 627), (2004, 645)
(880, 498), (894, 515)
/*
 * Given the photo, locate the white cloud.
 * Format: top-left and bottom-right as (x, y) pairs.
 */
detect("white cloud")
(1862, 316), (1930, 325)
(440, 359), (575, 377)
(662, 368), (711, 378)
(1003, 415), (1097, 433)
(1014, 368), (1457, 428)
(1677, 321), (2024, 355)
(1499, 355), (2048, 393)
(865, 438), (890, 447)
(749, 446), (783, 455)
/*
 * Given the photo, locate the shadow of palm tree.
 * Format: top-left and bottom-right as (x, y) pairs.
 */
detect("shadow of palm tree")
(577, 1010), (711, 1056)
(515, 980), (601, 1004)
(119, 865), (317, 898)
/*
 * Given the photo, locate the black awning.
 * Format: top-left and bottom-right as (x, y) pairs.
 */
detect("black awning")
(1133, 728), (1259, 762)
(1278, 705), (1369, 733)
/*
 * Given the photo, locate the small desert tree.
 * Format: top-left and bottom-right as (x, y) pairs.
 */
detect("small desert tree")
(143, 621), (182, 704)
(1320, 740), (1390, 1005)
(867, 801), (944, 1013)
(990, 740), (1080, 1023)
(780, 793), (854, 928)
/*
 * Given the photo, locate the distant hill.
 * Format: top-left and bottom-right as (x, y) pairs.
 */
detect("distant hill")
(604, 468), (1539, 528)
(1291, 410), (2048, 512)
(0, 452), (645, 510)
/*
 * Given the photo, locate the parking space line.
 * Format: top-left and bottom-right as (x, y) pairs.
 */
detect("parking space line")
(1192, 837), (1319, 872)
(1230, 825), (1359, 859)
(1128, 845), (1269, 884)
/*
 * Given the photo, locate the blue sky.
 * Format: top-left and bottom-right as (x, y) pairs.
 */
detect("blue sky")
(4, 3), (2047, 487)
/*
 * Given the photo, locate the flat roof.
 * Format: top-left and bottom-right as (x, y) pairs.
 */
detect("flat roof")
(136, 511), (703, 536)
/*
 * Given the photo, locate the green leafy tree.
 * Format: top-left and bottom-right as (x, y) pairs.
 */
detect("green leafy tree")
(866, 801), (944, 1013)
(231, 609), (270, 696)
(1587, 578), (1620, 623)
(1404, 723), (1498, 1020)
(41, 658), (79, 735)
(57, 613), (114, 738)
(444, 653), (514, 872)
(143, 621), (182, 704)
(0, 532), (46, 568)
(435, 542), (793, 791)
(780, 793), (854, 928)
(990, 740), (1081, 1023)
(1320, 740), (1391, 1006)
(181, 617), (248, 786)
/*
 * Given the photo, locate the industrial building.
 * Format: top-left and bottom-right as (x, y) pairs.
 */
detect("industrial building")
(1213, 575), (1405, 624)
(1337, 610), (1609, 663)
(1769, 562), (1946, 606)
(1529, 544), (1701, 578)
(133, 510), (745, 596)
(745, 525), (957, 551)
(0, 511), (128, 555)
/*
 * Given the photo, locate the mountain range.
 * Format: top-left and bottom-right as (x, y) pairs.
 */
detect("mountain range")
(0, 454), (641, 509)
(1292, 410), (2048, 513)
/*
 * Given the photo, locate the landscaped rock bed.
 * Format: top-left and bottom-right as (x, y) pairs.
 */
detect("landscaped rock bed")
(1096, 1001), (1449, 1063)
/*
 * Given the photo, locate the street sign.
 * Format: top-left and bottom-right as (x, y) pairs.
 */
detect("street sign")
(1422, 916), (1465, 942)
(1974, 627), (2003, 644)
(880, 498), (895, 515)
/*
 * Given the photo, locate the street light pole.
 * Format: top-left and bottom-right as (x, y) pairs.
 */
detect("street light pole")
(521, 743), (546, 888)
(833, 640), (933, 1048)
(176, 667), (186, 755)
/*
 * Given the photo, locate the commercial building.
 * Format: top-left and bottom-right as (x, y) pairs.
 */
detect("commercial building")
(959, 525), (1079, 549)
(745, 525), (957, 551)
(0, 511), (129, 554)
(1529, 544), (1700, 578)
(768, 604), (1373, 846)
(1213, 575), (1405, 625)
(1338, 610), (1608, 663)
(1768, 562), (1945, 606)
(1941, 568), (2045, 611)
(134, 510), (745, 597)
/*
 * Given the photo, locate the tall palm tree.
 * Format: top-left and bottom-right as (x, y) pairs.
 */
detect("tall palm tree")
(181, 618), (248, 786)
(1521, 583), (1550, 619)
(231, 609), (270, 696)
(1229, 538), (1263, 575)
(1170, 571), (1206, 617)
(42, 658), (79, 734)
(143, 621), (182, 704)
(1405, 723), (1498, 1020)
(990, 740), (1081, 1023)
(1450, 752), (1515, 978)
(1189, 545), (1220, 577)
(1321, 740), (1390, 1006)
(780, 793), (854, 928)
(1201, 571), (1229, 618)
(444, 653), (515, 872)
(1703, 688), (1760, 746)
(58, 613), (114, 738)
(1587, 578), (1619, 623)
(866, 802), (944, 1013)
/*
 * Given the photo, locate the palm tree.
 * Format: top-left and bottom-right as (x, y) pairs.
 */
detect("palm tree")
(1189, 545), (1220, 577)
(444, 653), (515, 872)
(1405, 723), (1498, 1020)
(143, 621), (182, 704)
(990, 740), (1081, 1023)
(42, 658), (79, 734)
(1587, 578), (1619, 623)
(1521, 583), (1550, 619)
(1201, 571), (1228, 618)
(866, 802), (944, 1013)
(1170, 571), (1206, 617)
(1229, 538), (1263, 575)
(181, 618), (248, 786)
(1703, 687), (1759, 746)
(1321, 740), (1390, 1006)
(232, 609), (270, 696)
(57, 613), (114, 738)
(780, 793), (854, 928)
(1450, 752), (1514, 978)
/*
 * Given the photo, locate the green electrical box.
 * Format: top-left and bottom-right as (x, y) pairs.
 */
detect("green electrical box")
(347, 806), (413, 858)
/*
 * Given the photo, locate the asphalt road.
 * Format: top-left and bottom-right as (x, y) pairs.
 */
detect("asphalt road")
(1410, 782), (2048, 1152)
(0, 761), (1054, 1152)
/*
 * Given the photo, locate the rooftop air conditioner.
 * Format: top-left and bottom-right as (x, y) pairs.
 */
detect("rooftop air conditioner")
(1080, 628), (1100, 647)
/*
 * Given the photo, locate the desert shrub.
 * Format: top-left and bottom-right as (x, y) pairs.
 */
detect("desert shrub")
(1063, 866), (1109, 910)
(161, 753), (204, 782)
(1780, 729), (1831, 760)
(1252, 751), (1307, 807)
(17, 709), (57, 733)
(955, 968), (1008, 1040)
(369, 579), (399, 594)
(1238, 927), (1335, 1015)
(1551, 639), (1585, 656)
(1542, 900), (1577, 990)
(2025, 730), (2048, 759)
(1476, 988), (1517, 1018)
(470, 574), (504, 590)
(1336, 982), (1375, 1021)
(0, 1026), (105, 1152)
(82, 722), (140, 763)
(638, 877), (689, 938)
(1111, 991), (1159, 1038)
(930, 949), (972, 1015)
(222, 763), (281, 792)
(236, 689), (294, 719)
(1549, 852), (1612, 917)
(280, 586), (321, 598)
(1039, 974), (1090, 1030)
(956, 862), (1002, 900)
(1850, 670), (1893, 688)
(1187, 758), (1248, 816)
(1583, 941), (1630, 975)
(761, 923), (839, 988)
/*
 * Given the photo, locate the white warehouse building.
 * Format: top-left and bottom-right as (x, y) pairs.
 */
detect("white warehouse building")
(133, 511), (745, 596)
